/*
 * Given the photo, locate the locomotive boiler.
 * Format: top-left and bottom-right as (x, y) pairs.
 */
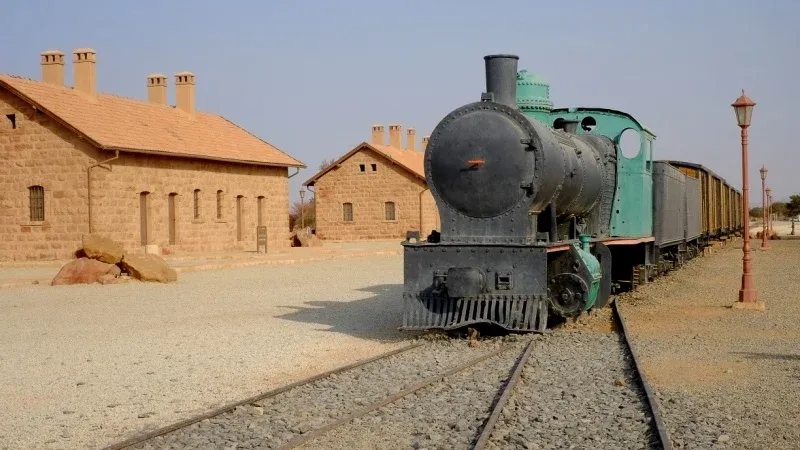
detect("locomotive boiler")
(401, 54), (617, 332)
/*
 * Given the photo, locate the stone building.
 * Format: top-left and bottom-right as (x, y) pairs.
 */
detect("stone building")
(0, 48), (305, 261)
(304, 124), (440, 241)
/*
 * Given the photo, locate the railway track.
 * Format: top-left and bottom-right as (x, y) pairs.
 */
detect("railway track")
(102, 303), (671, 450)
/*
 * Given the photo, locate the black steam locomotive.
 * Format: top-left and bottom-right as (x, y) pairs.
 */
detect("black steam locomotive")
(400, 54), (741, 332)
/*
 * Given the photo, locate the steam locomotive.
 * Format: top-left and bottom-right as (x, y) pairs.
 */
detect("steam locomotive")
(401, 54), (742, 332)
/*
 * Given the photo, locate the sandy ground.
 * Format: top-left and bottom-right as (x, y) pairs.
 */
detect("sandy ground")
(619, 239), (800, 449)
(749, 219), (798, 236)
(0, 254), (414, 450)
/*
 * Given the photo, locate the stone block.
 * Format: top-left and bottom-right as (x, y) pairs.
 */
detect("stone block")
(51, 257), (119, 285)
(120, 253), (178, 283)
(82, 234), (125, 264)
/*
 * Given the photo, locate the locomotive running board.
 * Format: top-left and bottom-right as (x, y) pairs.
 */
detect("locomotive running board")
(401, 293), (549, 332)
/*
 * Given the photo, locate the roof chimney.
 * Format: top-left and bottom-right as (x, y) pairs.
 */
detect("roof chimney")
(422, 136), (430, 150)
(406, 128), (416, 152)
(371, 124), (385, 146)
(72, 48), (97, 97)
(175, 71), (196, 114)
(147, 73), (167, 105)
(41, 50), (65, 86)
(389, 124), (402, 148)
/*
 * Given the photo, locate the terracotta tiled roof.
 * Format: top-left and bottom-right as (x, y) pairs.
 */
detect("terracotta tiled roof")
(0, 75), (304, 168)
(303, 142), (426, 187)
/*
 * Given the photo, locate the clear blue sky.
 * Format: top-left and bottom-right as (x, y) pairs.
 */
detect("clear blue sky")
(2, 0), (797, 207)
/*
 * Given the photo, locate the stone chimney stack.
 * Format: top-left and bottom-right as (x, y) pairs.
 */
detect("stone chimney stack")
(146, 73), (167, 105)
(389, 124), (402, 148)
(175, 71), (196, 114)
(371, 124), (385, 146)
(406, 128), (416, 151)
(72, 48), (97, 97)
(41, 50), (65, 86)
(422, 136), (430, 150)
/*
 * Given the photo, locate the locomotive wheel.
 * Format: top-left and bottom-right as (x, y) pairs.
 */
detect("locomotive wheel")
(548, 273), (590, 318)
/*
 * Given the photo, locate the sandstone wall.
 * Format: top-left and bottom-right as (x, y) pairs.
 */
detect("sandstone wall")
(0, 87), (101, 261)
(91, 153), (290, 254)
(313, 148), (440, 240)
(0, 86), (290, 261)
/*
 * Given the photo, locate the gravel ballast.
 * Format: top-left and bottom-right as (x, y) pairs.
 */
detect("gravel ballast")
(482, 329), (656, 450)
(617, 239), (800, 449)
(133, 336), (524, 449)
(129, 318), (658, 449)
(0, 255), (413, 450)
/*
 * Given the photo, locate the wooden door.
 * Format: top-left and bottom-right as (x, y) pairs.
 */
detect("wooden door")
(168, 193), (177, 245)
(257, 196), (264, 227)
(236, 195), (243, 241)
(140, 192), (149, 246)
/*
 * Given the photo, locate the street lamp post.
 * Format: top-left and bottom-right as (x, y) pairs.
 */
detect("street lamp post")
(760, 166), (769, 248)
(766, 187), (773, 235)
(732, 89), (758, 304)
(299, 189), (305, 230)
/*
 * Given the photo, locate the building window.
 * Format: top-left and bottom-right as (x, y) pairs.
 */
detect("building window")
(359, 164), (365, 173)
(193, 189), (201, 219)
(343, 202), (353, 222)
(371, 163), (377, 172)
(216, 190), (223, 219)
(4, 114), (16, 130)
(385, 201), (395, 221)
(28, 185), (44, 221)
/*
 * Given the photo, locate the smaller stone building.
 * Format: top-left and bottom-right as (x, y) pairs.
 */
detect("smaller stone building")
(0, 47), (305, 261)
(304, 124), (440, 241)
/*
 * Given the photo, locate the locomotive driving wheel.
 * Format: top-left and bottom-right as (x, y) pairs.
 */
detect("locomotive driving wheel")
(548, 273), (590, 318)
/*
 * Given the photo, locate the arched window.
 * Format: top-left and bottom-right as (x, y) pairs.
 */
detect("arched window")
(216, 190), (223, 219)
(342, 202), (353, 222)
(28, 185), (44, 221)
(384, 201), (396, 221)
(193, 189), (201, 219)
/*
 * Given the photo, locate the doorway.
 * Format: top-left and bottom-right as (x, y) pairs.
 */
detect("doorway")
(140, 192), (150, 246)
(168, 193), (177, 245)
(257, 196), (265, 227)
(236, 195), (244, 241)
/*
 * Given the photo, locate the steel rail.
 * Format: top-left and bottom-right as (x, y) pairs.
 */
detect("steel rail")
(473, 339), (535, 450)
(612, 299), (673, 450)
(277, 341), (521, 450)
(100, 341), (426, 450)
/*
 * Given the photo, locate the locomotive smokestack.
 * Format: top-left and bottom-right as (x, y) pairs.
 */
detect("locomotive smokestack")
(483, 54), (519, 108)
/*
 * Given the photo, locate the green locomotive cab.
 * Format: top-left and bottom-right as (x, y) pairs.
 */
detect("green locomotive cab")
(516, 70), (655, 239)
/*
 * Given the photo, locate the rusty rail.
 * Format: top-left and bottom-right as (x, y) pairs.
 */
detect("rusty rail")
(278, 342), (520, 449)
(100, 341), (426, 450)
(473, 339), (535, 450)
(613, 299), (673, 450)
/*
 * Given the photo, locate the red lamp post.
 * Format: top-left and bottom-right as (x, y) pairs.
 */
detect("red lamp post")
(732, 89), (758, 304)
(759, 166), (769, 248)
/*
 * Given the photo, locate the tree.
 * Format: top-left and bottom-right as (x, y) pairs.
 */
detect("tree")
(750, 207), (763, 219)
(771, 201), (786, 220)
(318, 158), (336, 171)
(787, 194), (800, 218)
(289, 195), (315, 230)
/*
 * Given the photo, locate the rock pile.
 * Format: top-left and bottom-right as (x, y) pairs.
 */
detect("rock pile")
(754, 229), (780, 240)
(52, 235), (178, 286)
(290, 227), (322, 247)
